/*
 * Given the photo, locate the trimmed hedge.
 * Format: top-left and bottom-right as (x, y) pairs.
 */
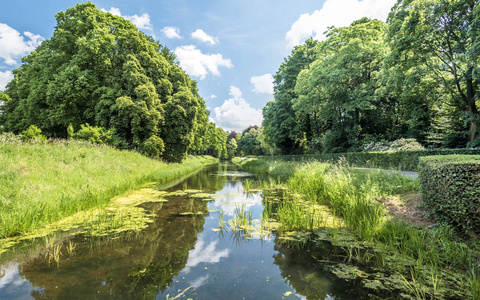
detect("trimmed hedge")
(419, 155), (480, 236)
(271, 148), (480, 171)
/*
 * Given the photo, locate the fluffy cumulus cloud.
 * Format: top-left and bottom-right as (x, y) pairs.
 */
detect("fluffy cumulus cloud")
(213, 86), (263, 132)
(174, 45), (233, 79)
(0, 23), (44, 65)
(250, 73), (274, 94)
(286, 0), (397, 48)
(182, 239), (230, 273)
(191, 29), (218, 45)
(0, 71), (13, 90)
(101, 7), (152, 31)
(161, 26), (181, 39)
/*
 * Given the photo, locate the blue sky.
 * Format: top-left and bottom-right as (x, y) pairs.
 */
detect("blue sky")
(0, 0), (396, 132)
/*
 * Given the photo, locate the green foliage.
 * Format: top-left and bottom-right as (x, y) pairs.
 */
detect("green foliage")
(68, 123), (115, 145)
(237, 127), (265, 156)
(0, 3), (209, 162)
(363, 138), (425, 152)
(142, 135), (165, 158)
(262, 38), (320, 154)
(419, 155), (480, 236)
(263, 1), (480, 155)
(271, 148), (480, 171)
(21, 125), (47, 141)
(226, 138), (237, 160)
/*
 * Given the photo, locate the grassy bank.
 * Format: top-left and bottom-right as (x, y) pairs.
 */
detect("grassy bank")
(0, 139), (217, 238)
(235, 157), (480, 299)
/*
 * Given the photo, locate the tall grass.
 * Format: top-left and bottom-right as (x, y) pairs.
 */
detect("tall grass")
(238, 157), (480, 298)
(0, 140), (217, 238)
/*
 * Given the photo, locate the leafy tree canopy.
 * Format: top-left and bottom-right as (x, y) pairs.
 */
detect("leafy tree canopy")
(0, 2), (210, 162)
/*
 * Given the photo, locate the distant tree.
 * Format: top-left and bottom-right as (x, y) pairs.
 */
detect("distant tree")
(237, 127), (264, 156)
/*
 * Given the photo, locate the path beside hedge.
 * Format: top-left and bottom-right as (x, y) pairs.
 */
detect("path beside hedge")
(351, 167), (419, 178)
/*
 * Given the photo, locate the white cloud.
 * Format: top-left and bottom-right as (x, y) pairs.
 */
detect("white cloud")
(229, 86), (242, 99)
(183, 239), (230, 273)
(0, 71), (13, 90)
(174, 45), (233, 79)
(102, 7), (152, 31)
(213, 86), (263, 132)
(191, 29), (218, 45)
(250, 74), (274, 94)
(161, 26), (181, 39)
(208, 94), (217, 99)
(286, 0), (396, 48)
(0, 23), (44, 65)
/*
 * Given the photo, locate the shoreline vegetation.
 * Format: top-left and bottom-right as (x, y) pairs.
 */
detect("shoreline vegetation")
(0, 138), (217, 239)
(234, 156), (480, 299)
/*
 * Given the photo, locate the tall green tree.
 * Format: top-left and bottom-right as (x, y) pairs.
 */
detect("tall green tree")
(294, 18), (389, 152)
(387, 0), (480, 144)
(0, 2), (208, 162)
(262, 38), (319, 154)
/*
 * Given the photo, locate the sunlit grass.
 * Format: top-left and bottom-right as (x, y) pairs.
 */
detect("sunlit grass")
(0, 141), (217, 238)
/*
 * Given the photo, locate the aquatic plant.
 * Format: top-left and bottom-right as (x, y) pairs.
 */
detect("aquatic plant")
(238, 157), (479, 299)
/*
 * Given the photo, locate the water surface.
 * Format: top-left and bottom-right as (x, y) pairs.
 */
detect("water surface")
(0, 163), (369, 299)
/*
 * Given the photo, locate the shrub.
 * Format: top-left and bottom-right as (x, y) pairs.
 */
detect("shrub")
(68, 123), (114, 145)
(363, 138), (424, 152)
(273, 148), (480, 171)
(142, 135), (165, 158)
(419, 155), (480, 237)
(21, 125), (47, 141)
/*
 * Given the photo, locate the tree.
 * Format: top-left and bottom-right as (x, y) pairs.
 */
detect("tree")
(0, 2), (209, 162)
(388, 0), (480, 144)
(294, 18), (389, 152)
(237, 127), (264, 156)
(262, 38), (319, 154)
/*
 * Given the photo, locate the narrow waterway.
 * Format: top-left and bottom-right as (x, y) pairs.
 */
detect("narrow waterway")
(0, 163), (373, 299)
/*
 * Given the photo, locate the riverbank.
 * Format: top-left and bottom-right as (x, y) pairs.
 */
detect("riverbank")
(234, 157), (480, 299)
(0, 140), (217, 238)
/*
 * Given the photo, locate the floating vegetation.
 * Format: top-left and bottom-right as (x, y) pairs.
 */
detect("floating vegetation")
(0, 185), (171, 256)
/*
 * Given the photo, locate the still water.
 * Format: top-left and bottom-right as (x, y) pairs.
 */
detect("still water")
(0, 163), (369, 299)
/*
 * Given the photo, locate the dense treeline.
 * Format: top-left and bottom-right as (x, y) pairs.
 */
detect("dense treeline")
(263, 0), (480, 154)
(0, 2), (228, 162)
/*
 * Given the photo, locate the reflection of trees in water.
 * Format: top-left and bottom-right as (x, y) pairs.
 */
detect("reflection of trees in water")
(19, 197), (209, 300)
(170, 163), (231, 193)
(272, 237), (369, 300)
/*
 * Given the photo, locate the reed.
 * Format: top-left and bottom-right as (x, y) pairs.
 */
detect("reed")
(239, 157), (480, 298)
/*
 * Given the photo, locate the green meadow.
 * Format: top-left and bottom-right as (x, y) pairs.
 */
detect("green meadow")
(0, 139), (217, 238)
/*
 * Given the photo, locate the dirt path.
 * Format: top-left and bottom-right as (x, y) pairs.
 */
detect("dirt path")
(351, 167), (419, 178)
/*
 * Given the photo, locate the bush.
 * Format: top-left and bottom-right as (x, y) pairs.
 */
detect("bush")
(273, 148), (480, 171)
(21, 125), (47, 141)
(419, 155), (480, 237)
(142, 135), (165, 158)
(68, 123), (115, 145)
(363, 138), (424, 152)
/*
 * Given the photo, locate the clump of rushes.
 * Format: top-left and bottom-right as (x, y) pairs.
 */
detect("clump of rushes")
(238, 157), (480, 299)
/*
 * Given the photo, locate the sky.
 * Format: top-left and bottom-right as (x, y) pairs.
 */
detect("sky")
(0, 0), (396, 132)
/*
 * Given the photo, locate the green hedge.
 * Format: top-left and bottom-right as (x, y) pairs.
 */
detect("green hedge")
(419, 155), (480, 236)
(271, 148), (480, 171)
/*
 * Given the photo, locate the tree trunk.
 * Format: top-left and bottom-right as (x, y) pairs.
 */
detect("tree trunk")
(468, 103), (478, 142)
